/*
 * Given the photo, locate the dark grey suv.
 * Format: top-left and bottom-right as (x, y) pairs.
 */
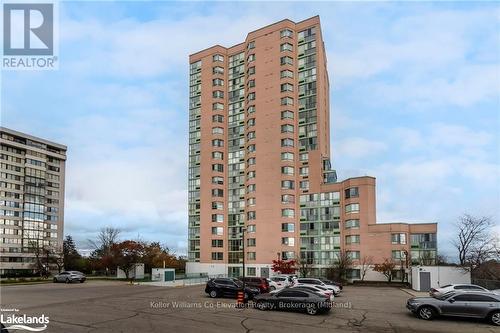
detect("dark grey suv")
(406, 291), (500, 326)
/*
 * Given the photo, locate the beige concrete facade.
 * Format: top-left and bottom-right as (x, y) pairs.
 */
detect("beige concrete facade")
(187, 16), (437, 279)
(0, 127), (66, 275)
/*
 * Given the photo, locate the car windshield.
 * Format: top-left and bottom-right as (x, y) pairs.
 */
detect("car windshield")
(440, 284), (452, 288)
(436, 291), (456, 300)
(233, 279), (243, 287)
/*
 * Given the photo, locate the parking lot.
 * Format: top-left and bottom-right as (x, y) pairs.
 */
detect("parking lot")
(1, 281), (497, 333)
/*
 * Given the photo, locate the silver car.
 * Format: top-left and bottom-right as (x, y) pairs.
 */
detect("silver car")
(406, 291), (500, 326)
(53, 271), (86, 283)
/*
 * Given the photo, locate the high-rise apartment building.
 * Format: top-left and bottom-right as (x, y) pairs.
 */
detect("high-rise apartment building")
(187, 16), (437, 280)
(0, 127), (66, 276)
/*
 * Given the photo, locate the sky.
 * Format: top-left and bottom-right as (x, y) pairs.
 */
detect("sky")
(1, 1), (499, 260)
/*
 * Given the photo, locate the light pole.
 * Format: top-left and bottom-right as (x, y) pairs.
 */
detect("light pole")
(241, 226), (247, 292)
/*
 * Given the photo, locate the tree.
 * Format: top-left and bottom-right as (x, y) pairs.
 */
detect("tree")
(373, 258), (396, 282)
(271, 259), (297, 274)
(63, 235), (82, 271)
(452, 214), (497, 270)
(110, 240), (145, 282)
(298, 259), (313, 278)
(327, 250), (353, 282)
(142, 242), (179, 273)
(360, 255), (374, 281)
(88, 227), (121, 275)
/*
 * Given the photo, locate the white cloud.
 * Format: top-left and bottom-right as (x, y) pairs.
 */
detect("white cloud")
(336, 137), (387, 159)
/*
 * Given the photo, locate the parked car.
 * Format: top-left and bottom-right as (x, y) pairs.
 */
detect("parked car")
(296, 278), (340, 295)
(269, 276), (291, 289)
(266, 278), (280, 291)
(291, 284), (334, 301)
(239, 277), (270, 293)
(406, 291), (500, 326)
(53, 271), (86, 283)
(429, 284), (490, 297)
(205, 278), (260, 300)
(320, 278), (343, 290)
(254, 287), (332, 315)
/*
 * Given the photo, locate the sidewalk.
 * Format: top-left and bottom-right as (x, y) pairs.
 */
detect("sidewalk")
(400, 288), (429, 297)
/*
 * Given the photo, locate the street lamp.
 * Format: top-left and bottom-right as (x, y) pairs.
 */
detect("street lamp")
(241, 226), (247, 293)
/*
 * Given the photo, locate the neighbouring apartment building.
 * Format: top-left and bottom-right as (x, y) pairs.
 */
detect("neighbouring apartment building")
(186, 16), (437, 280)
(0, 127), (66, 276)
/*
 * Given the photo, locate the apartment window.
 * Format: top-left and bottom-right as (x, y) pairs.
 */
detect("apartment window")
(247, 197), (256, 206)
(247, 238), (256, 247)
(247, 41), (255, 49)
(212, 201), (224, 210)
(281, 166), (294, 175)
(213, 66), (224, 75)
(212, 176), (224, 185)
(247, 252), (256, 260)
(281, 138), (294, 147)
(212, 189), (223, 197)
(212, 164), (224, 172)
(247, 225), (256, 233)
(345, 203), (360, 213)
(281, 97), (294, 105)
(213, 102), (224, 111)
(345, 187), (359, 199)
(247, 66), (255, 75)
(247, 157), (256, 166)
(213, 54), (224, 62)
(212, 139), (224, 147)
(281, 124), (294, 133)
(281, 152), (294, 161)
(213, 90), (224, 98)
(345, 219), (360, 229)
(281, 194), (295, 204)
(212, 115), (224, 123)
(211, 227), (224, 235)
(212, 151), (223, 160)
(248, 79), (255, 88)
(281, 110), (294, 119)
(211, 239), (223, 247)
(282, 237), (295, 246)
(247, 267), (256, 276)
(281, 180), (295, 190)
(246, 184), (256, 193)
(348, 251), (360, 260)
(280, 69), (294, 79)
(282, 223), (295, 232)
(247, 144), (256, 153)
(282, 251), (295, 260)
(391, 233), (407, 245)
(280, 29), (293, 38)
(281, 83), (293, 92)
(211, 252), (223, 260)
(247, 211), (256, 220)
(282, 209), (295, 218)
(212, 127), (224, 135)
(280, 56), (293, 66)
(392, 250), (406, 260)
(300, 180), (309, 190)
(247, 54), (255, 62)
(247, 92), (255, 101)
(212, 214), (224, 223)
(346, 269), (361, 279)
(247, 106), (256, 114)
(346, 235), (360, 244)
(280, 42), (293, 52)
(247, 171), (256, 179)
(300, 152), (309, 161)
(299, 167), (309, 176)
(247, 118), (256, 127)
(213, 78), (224, 87)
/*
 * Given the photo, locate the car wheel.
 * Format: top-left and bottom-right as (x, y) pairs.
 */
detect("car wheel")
(489, 310), (500, 326)
(418, 306), (435, 320)
(209, 290), (218, 298)
(270, 286), (276, 291)
(306, 303), (318, 315)
(53, 278), (57, 283)
(256, 301), (268, 311)
(65, 278), (70, 284)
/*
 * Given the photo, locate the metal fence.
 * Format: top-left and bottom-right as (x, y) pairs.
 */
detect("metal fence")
(472, 278), (500, 290)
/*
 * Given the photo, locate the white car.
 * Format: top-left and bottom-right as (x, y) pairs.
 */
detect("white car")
(268, 276), (290, 290)
(266, 278), (280, 291)
(296, 278), (341, 295)
(292, 284), (335, 301)
(430, 284), (490, 297)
